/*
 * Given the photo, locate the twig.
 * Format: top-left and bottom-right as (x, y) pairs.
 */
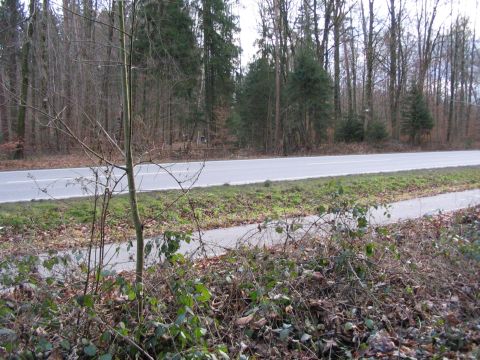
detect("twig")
(93, 316), (155, 360)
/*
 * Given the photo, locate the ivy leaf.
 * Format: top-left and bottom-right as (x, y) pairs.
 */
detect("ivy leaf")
(365, 243), (375, 257)
(218, 349), (230, 359)
(145, 242), (152, 257)
(301, 333), (312, 342)
(84, 344), (97, 357)
(127, 289), (136, 301)
(344, 322), (354, 331)
(99, 354), (112, 360)
(76, 294), (94, 308)
(59, 339), (70, 350)
(195, 283), (211, 302)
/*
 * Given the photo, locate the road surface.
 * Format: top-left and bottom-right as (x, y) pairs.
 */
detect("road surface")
(0, 150), (479, 203)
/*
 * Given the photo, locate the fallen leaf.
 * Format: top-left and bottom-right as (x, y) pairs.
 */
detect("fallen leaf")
(252, 318), (267, 329)
(368, 329), (395, 353)
(235, 314), (254, 326)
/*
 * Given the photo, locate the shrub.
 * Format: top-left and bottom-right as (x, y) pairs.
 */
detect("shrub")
(366, 121), (389, 143)
(335, 114), (364, 143)
(402, 85), (434, 143)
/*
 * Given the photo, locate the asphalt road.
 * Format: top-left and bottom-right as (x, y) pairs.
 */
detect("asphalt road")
(0, 150), (479, 203)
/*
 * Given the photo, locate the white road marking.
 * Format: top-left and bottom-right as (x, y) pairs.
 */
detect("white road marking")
(308, 158), (393, 165)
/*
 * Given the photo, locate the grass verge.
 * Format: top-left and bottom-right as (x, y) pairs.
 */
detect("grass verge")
(1, 206), (479, 358)
(0, 166), (479, 255)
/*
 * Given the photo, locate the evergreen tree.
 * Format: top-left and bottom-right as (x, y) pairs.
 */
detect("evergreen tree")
(201, 0), (239, 140)
(235, 57), (275, 150)
(402, 85), (434, 144)
(0, 0), (25, 141)
(335, 113), (364, 142)
(134, 0), (199, 96)
(287, 47), (332, 149)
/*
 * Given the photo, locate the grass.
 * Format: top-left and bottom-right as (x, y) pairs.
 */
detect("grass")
(0, 166), (479, 255)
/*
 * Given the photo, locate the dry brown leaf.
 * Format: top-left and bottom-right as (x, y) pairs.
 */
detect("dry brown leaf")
(235, 314), (254, 326)
(252, 318), (267, 329)
(47, 349), (63, 360)
(311, 272), (324, 281)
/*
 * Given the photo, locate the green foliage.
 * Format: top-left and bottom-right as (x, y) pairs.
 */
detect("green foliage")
(234, 57), (275, 149)
(365, 121), (389, 143)
(287, 47), (332, 144)
(0, 0), (24, 62)
(202, 0), (239, 126)
(134, 0), (200, 97)
(402, 85), (434, 143)
(335, 113), (364, 143)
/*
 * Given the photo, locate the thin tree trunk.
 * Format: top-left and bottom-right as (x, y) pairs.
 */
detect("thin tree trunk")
(274, 0), (282, 154)
(342, 24), (353, 115)
(362, 0), (374, 132)
(333, 0), (341, 122)
(447, 24), (458, 143)
(388, 0), (398, 139)
(0, 72), (9, 143)
(40, 0), (50, 151)
(102, 0), (115, 134)
(118, 0), (144, 316)
(320, 0), (333, 70)
(15, 0), (36, 159)
(349, 17), (357, 115)
(465, 28), (475, 137)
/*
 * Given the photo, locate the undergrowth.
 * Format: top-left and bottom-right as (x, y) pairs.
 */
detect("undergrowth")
(0, 205), (479, 359)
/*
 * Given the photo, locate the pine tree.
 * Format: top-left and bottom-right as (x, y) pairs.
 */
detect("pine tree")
(287, 47), (332, 148)
(134, 0), (199, 94)
(402, 85), (434, 144)
(235, 57), (275, 150)
(201, 0), (239, 141)
(0, 0), (25, 143)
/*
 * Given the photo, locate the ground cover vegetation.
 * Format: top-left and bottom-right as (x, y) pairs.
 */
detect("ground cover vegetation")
(0, 197), (479, 358)
(0, 0), (479, 160)
(0, 166), (479, 256)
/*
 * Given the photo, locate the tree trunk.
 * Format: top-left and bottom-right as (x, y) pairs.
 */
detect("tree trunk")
(388, 0), (398, 139)
(40, 0), (51, 151)
(333, 0), (342, 122)
(102, 0), (116, 134)
(118, 0), (144, 316)
(363, 0), (374, 132)
(15, 0), (36, 159)
(465, 28), (475, 138)
(274, 0), (282, 153)
(349, 17), (357, 115)
(447, 23), (458, 143)
(320, 0), (333, 70)
(0, 72), (9, 143)
(417, 0), (439, 91)
(342, 24), (353, 115)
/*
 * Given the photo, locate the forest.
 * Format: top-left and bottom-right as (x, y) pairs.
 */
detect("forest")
(0, 0), (479, 159)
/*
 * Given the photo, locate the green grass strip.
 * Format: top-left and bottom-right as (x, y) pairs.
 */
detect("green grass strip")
(0, 166), (479, 252)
